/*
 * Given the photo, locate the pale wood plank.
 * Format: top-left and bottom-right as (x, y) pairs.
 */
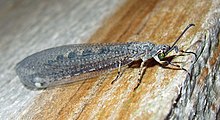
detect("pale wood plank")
(0, 0), (219, 120)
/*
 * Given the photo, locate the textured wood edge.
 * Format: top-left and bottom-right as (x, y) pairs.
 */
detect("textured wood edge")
(166, 2), (220, 119)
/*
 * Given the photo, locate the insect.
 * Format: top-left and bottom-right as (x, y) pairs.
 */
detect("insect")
(15, 24), (195, 90)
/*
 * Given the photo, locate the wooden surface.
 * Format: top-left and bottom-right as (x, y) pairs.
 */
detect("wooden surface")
(0, 0), (219, 120)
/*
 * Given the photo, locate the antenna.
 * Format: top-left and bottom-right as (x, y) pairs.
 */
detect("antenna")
(166, 24), (195, 55)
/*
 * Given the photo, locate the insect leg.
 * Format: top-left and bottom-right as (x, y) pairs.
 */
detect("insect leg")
(111, 61), (123, 84)
(179, 50), (198, 63)
(134, 61), (147, 90)
(164, 61), (191, 77)
(171, 45), (197, 62)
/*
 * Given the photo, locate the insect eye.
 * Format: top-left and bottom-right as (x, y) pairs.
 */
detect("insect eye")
(158, 53), (165, 60)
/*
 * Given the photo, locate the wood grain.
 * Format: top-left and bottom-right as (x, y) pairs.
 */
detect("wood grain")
(0, 0), (219, 120)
